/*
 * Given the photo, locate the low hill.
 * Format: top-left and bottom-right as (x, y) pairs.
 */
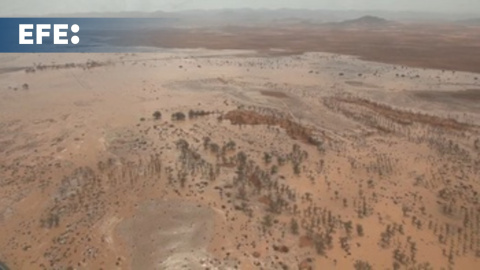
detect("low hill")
(335, 15), (395, 28)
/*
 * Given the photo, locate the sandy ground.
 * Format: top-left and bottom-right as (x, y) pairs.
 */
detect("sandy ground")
(0, 49), (479, 270)
(117, 200), (216, 269)
(121, 22), (480, 73)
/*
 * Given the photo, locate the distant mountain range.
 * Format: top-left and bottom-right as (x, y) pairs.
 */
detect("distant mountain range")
(332, 15), (396, 28)
(339, 15), (389, 25)
(32, 9), (480, 28)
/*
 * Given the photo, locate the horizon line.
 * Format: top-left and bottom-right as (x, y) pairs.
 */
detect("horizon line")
(2, 8), (480, 18)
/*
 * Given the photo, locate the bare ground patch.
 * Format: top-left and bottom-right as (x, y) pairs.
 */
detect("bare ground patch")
(116, 200), (216, 269)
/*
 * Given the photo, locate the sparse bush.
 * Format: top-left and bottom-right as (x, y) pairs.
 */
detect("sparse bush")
(293, 164), (301, 175)
(262, 215), (273, 232)
(354, 260), (373, 270)
(224, 140), (236, 151)
(356, 224), (364, 237)
(263, 152), (272, 164)
(209, 143), (220, 154)
(270, 165), (278, 175)
(290, 218), (299, 235)
(203, 137), (211, 150)
(152, 111), (162, 120)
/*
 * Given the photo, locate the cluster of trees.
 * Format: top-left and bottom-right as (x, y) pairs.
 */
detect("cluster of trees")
(188, 109), (213, 119)
(25, 61), (105, 73)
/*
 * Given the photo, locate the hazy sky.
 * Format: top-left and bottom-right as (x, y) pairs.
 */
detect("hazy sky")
(1, 0), (479, 16)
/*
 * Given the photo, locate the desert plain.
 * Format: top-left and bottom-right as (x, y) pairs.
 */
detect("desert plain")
(1, 17), (480, 270)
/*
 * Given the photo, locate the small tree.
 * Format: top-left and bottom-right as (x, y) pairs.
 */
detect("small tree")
(171, 112), (186, 121)
(356, 224), (364, 237)
(344, 221), (353, 236)
(290, 218), (299, 235)
(293, 164), (301, 175)
(262, 215), (273, 233)
(152, 111), (162, 120)
(270, 165), (278, 175)
(203, 137), (211, 150)
(263, 152), (272, 164)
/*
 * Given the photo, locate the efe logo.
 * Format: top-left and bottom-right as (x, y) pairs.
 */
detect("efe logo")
(19, 24), (80, 45)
